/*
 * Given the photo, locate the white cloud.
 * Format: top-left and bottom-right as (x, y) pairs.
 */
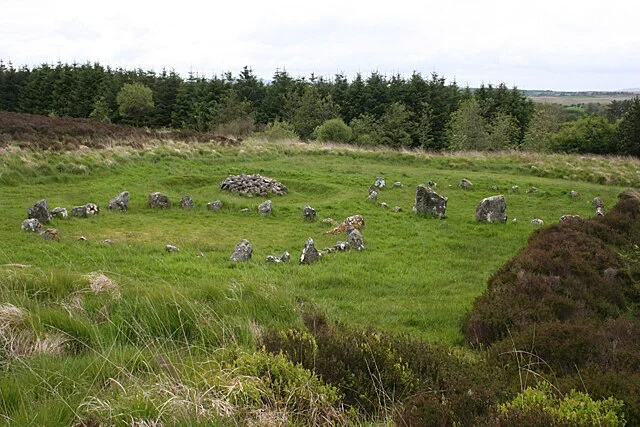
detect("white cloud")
(0, 0), (638, 90)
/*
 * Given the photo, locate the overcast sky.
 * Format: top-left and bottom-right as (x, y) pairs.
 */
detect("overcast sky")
(1, 0), (638, 91)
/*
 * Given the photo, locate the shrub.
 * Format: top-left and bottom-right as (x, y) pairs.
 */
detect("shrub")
(262, 120), (299, 142)
(314, 118), (352, 143)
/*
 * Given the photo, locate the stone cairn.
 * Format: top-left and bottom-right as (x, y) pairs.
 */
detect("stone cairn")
(220, 174), (288, 196)
(413, 185), (448, 218)
(476, 195), (507, 224)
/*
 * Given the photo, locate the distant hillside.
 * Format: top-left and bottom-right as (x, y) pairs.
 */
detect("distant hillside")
(524, 89), (639, 105)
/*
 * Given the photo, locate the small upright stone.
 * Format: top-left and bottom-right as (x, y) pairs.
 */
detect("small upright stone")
(347, 229), (365, 251)
(380, 202), (388, 209)
(569, 190), (580, 198)
(258, 200), (272, 214)
(596, 207), (605, 217)
(300, 237), (321, 264)
(413, 185), (448, 218)
(27, 199), (52, 224)
(367, 191), (378, 202)
(476, 195), (507, 224)
(373, 177), (386, 189)
(165, 244), (180, 252)
(148, 192), (171, 209)
(51, 207), (68, 219)
(180, 196), (195, 209)
(592, 197), (604, 209)
(531, 218), (544, 225)
(302, 205), (316, 221)
(230, 239), (253, 262)
(459, 179), (473, 190)
(207, 200), (223, 211)
(21, 218), (42, 232)
(85, 203), (99, 216)
(108, 191), (129, 212)
(73, 205), (88, 217)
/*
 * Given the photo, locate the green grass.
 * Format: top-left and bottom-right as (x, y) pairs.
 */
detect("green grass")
(0, 139), (634, 424)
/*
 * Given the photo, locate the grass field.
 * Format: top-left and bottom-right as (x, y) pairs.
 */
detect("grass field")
(529, 93), (639, 105)
(0, 139), (638, 424)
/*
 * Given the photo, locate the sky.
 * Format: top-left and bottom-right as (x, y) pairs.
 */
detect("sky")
(1, 0), (639, 91)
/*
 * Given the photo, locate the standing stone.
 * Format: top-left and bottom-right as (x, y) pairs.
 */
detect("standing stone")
(531, 218), (544, 225)
(333, 241), (349, 251)
(367, 191), (378, 202)
(207, 200), (223, 211)
(592, 197), (604, 209)
(230, 239), (253, 262)
(266, 251), (291, 263)
(380, 202), (388, 209)
(596, 207), (605, 217)
(51, 207), (68, 219)
(413, 185), (448, 218)
(300, 237), (321, 264)
(73, 205), (88, 217)
(373, 177), (386, 189)
(108, 191), (129, 212)
(148, 192), (171, 209)
(347, 229), (365, 251)
(27, 199), (52, 224)
(21, 218), (42, 232)
(258, 200), (272, 214)
(165, 244), (180, 252)
(476, 195), (507, 224)
(459, 179), (473, 190)
(180, 196), (195, 209)
(392, 181), (402, 188)
(85, 203), (100, 216)
(569, 190), (580, 198)
(302, 205), (316, 221)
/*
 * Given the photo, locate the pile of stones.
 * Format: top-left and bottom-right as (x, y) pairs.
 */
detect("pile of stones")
(220, 174), (288, 196)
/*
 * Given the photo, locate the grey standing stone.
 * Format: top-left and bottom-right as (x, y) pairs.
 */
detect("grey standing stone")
(85, 203), (100, 216)
(180, 196), (195, 209)
(412, 185), (448, 218)
(373, 177), (386, 189)
(108, 191), (129, 212)
(230, 239), (253, 262)
(347, 229), (365, 251)
(334, 241), (349, 251)
(459, 179), (473, 189)
(21, 218), (42, 232)
(207, 200), (223, 211)
(367, 191), (378, 202)
(380, 202), (388, 208)
(531, 218), (544, 225)
(27, 199), (52, 224)
(258, 200), (272, 214)
(592, 197), (604, 208)
(51, 207), (68, 219)
(148, 192), (171, 209)
(476, 195), (507, 224)
(302, 205), (316, 221)
(165, 244), (180, 252)
(300, 237), (321, 264)
(73, 205), (88, 217)
(596, 207), (605, 217)
(266, 251), (290, 263)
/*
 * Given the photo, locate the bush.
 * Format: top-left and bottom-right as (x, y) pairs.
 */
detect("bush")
(262, 120), (299, 142)
(314, 118), (352, 143)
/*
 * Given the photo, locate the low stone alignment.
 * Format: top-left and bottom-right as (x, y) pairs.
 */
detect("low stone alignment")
(413, 185), (447, 218)
(220, 174), (288, 196)
(476, 195), (507, 223)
